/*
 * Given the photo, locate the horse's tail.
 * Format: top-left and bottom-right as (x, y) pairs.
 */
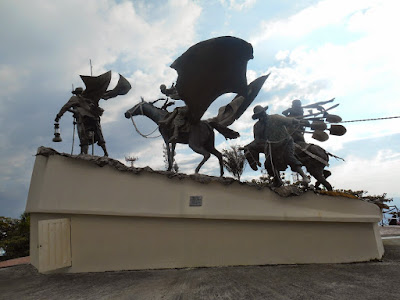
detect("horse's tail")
(208, 121), (240, 139)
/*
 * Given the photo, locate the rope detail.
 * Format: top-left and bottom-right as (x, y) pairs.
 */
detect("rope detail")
(294, 143), (329, 166)
(130, 116), (161, 138)
(127, 102), (162, 139)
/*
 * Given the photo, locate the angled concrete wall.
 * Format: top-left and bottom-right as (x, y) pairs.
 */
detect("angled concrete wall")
(26, 149), (384, 273)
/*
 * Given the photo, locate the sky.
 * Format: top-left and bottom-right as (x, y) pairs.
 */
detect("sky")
(1, 0), (400, 218)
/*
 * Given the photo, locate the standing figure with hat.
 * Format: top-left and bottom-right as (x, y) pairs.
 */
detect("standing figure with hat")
(282, 99), (304, 117)
(53, 70), (131, 156)
(244, 105), (310, 187)
(282, 99), (306, 143)
(55, 87), (108, 156)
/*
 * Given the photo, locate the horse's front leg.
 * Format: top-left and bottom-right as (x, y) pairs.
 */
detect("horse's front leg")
(165, 142), (173, 172)
(170, 143), (177, 171)
(166, 142), (177, 171)
(210, 148), (224, 177)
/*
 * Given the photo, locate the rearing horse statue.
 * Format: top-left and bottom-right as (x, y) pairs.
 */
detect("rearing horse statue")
(124, 100), (229, 176)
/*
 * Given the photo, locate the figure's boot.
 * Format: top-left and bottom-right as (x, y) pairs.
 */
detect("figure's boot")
(168, 126), (180, 143)
(100, 144), (109, 157)
(273, 175), (283, 187)
(80, 145), (89, 155)
(294, 166), (310, 184)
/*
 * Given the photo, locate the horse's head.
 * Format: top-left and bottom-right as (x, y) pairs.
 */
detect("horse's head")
(124, 98), (150, 118)
(125, 98), (169, 125)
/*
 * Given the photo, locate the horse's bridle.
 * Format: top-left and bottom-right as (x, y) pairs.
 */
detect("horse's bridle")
(128, 102), (161, 139)
(128, 102), (145, 117)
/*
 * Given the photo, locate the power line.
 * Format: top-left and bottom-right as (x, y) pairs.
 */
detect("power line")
(340, 116), (400, 123)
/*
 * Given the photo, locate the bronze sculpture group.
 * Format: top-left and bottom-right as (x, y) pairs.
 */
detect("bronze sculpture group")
(242, 100), (345, 190)
(54, 71), (131, 156)
(54, 36), (346, 190)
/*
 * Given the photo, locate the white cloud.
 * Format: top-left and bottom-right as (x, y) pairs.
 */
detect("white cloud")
(219, 0), (257, 11)
(0, 0), (204, 217)
(122, 138), (166, 170)
(310, 118), (400, 152)
(0, 66), (30, 98)
(246, 69), (258, 83)
(250, 0), (385, 45)
(275, 50), (289, 61)
(0, 0), (202, 94)
(0, 0), (202, 139)
(329, 149), (400, 197)
(248, 0), (400, 148)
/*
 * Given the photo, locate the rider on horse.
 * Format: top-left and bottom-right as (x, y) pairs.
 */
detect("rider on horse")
(158, 83), (191, 143)
(244, 105), (310, 187)
(282, 99), (306, 143)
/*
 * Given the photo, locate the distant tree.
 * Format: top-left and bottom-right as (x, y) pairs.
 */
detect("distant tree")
(125, 156), (138, 167)
(173, 161), (179, 173)
(222, 145), (246, 181)
(331, 189), (392, 209)
(0, 213), (30, 261)
(163, 144), (179, 172)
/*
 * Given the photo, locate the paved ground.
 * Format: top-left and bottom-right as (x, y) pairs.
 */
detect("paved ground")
(0, 236), (399, 300)
(379, 225), (400, 236)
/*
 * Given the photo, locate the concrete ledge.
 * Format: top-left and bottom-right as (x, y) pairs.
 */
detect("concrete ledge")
(26, 148), (384, 273)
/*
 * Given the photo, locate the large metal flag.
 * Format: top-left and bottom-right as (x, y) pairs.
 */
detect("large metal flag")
(80, 71), (132, 103)
(103, 74), (132, 100)
(81, 71), (112, 104)
(208, 74), (270, 126)
(170, 36), (254, 123)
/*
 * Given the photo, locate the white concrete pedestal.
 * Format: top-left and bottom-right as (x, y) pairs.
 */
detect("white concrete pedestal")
(26, 149), (384, 273)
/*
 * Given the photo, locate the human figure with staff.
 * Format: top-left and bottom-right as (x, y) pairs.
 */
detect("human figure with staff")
(54, 70), (131, 156)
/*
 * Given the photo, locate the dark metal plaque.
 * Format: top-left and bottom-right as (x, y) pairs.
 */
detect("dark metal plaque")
(189, 196), (203, 207)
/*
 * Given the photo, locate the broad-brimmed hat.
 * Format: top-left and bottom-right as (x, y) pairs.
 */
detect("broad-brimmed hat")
(252, 105), (268, 119)
(72, 87), (84, 95)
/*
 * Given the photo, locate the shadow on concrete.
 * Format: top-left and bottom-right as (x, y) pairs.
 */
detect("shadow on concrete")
(0, 239), (399, 300)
